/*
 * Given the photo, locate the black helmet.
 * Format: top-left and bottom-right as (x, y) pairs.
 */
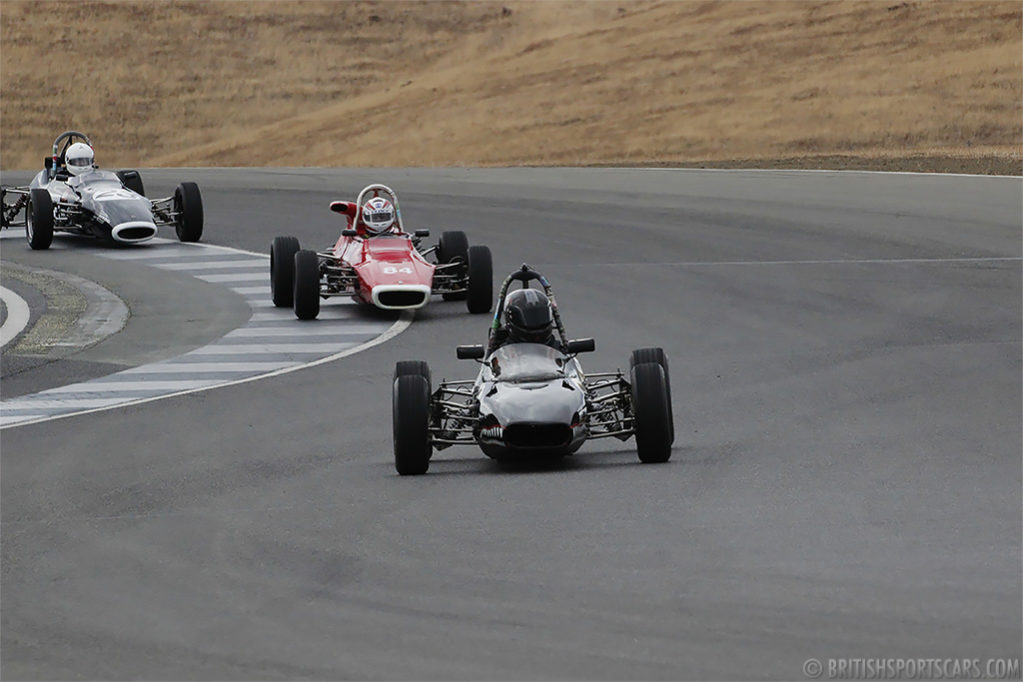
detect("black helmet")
(504, 288), (554, 343)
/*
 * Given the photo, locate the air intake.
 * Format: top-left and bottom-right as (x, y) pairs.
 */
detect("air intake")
(111, 221), (158, 242)
(378, 290), (427, 307)
(117, 227), (157, 241)
(502, 423), (572, 449)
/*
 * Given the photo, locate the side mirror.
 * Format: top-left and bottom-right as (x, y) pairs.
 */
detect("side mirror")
(415, 229), (430, 238)
(44, 157), (53, 170)
(564, 338), (595, 354)
(341, 229), (358, 237)
(456, 344), (486, 360)
(330, 201), (350, 214)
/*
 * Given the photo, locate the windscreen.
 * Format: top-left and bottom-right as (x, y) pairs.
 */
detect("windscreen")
(489, 343), (566, 383)
(70, 170), (120, 188)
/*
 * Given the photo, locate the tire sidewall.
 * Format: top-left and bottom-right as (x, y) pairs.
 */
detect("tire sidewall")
(466, 245), (493, 314)
(393, 374), (432, 475)
(292, 249), (321, 320)
(270, 236), (300, 307)
(174, 182), (203, 242)
(631, 362), (672, 463)
(630, 347), (673, 444)
(27, 189), (53, 250)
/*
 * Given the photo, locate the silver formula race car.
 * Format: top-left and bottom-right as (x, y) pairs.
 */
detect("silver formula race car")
(391, 266), (675, 475)
(1, 131), (203, 249)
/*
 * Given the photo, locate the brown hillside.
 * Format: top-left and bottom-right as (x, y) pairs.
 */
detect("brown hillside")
(1, 0), (1020, 172)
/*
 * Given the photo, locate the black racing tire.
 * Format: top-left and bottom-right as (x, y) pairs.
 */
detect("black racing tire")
(26, 188), (53, 250)
(393, 374), (432, 475)
(270, 235), (301, 307)
(174, 182), (203, 242)
(466, 244), (493, 314)
(630, 347), (673, 443)
(293, 249), (321, 320)
(394, 360), (432, 391)
(438, 230), (470, 300)
(631, 361), (673, 464)
(116, 169), (145, 197)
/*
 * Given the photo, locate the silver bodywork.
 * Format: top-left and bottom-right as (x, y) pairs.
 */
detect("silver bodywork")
(432, 343), (636, 458)
(28, 169), (160, 243)
(1, 130), (194, 245)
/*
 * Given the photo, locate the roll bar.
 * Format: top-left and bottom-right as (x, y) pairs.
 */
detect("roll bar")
(352, 183), (404, 234)
(49, 130), (91, 180)
(488, 263), (569, 350)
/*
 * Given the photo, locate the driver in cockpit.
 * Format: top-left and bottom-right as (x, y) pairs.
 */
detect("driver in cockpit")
(489, 287), (562, 352)
(64, 142), (96, 181)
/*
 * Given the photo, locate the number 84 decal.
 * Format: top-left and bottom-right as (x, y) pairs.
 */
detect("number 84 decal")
(383, 266), (414, 274)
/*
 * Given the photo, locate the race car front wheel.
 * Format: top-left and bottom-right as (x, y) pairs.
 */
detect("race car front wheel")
(630, 347), (673, 444)
(394, 360), (433, 391)
(631, 361), (673, 464)
(26, 188), (53, 250)
(116, 170), (145, 197)
(293, 249), (321, 320)
(438, 230), (469, 301)
(270, 236), (300, 307)
(393, 374), (432, 475)
(466, 245), (493, 314)
(174, 182), (203, 242)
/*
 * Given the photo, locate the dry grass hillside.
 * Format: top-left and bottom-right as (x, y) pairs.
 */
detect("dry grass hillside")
(1, 0), (1020, 173)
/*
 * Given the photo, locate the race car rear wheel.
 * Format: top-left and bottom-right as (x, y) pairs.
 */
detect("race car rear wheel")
(466, 245), (493, 314)
(393, 374), (432, 475)
(394, 360), (432, 390)
(293, 249), (321, 320)
(270, 235), (300, 307)
(631, 361), (673, 464)
(438, 230), (469, 300)
(26, 188), (53, 250)
(116, 170), (145, 197)
(174, 182), (203, 242)
(630, 347), (673, 443)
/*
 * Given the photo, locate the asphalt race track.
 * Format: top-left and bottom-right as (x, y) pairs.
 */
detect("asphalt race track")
(2, 168), (1020, 680)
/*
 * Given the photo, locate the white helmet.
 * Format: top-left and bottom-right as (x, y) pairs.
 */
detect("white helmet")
(361, 197), (395, 234)
(65, 142), (94, 176)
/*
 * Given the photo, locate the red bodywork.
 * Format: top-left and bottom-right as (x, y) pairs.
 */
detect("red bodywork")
(329, 200), (436, 309)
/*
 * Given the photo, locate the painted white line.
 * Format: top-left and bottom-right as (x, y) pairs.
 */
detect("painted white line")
(1, 310), (413, 429)
(622, 167), (1022, 180)
(231, 286), (270, 295)
(119, 361), (299, 373)
(543, 256), (1022, 268)
(0, 414), (49, 426)
(246, 306), (360, 318)
(189, 343), (355, 354)
(44, 379), (218, 393)
(1, 397), (132, 410)
(100, 248), (203, 260)
(194, 272), (267, 283)
(157, 259), (267, 271)
(223, 325), (385, 337)
(245, 300), (280, 309)
(0, 285), (31, 347)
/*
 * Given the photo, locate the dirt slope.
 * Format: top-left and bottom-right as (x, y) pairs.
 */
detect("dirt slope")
(1, 1), (1019, 173)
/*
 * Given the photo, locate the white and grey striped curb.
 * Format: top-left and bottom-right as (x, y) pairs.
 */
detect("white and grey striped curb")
(1, 236), (410, 428)
(1, 262), (130, 350)
(0, 284), (31, 346)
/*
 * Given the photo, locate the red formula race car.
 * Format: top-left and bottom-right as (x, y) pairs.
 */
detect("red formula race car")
(270, 184), (493, 319)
